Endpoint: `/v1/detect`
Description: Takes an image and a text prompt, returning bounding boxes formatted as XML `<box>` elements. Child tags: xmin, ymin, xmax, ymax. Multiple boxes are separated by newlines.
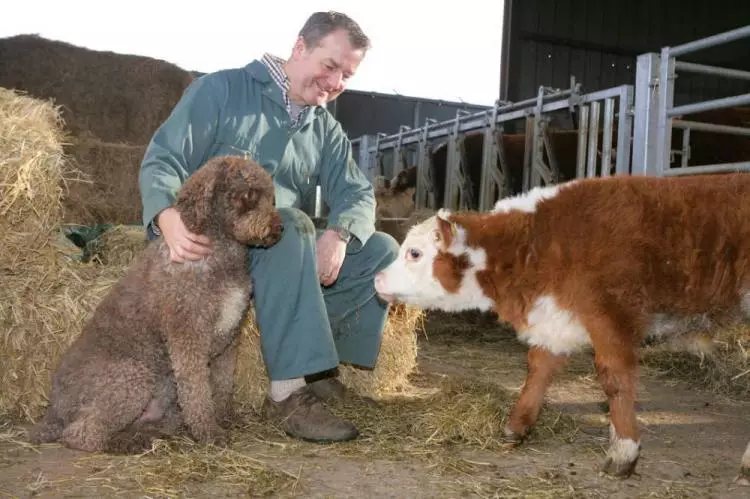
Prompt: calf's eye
<box><xmin>406</xmin><ymin>248</ymin><xmax>422</xmax><ymax>261</ymax></box>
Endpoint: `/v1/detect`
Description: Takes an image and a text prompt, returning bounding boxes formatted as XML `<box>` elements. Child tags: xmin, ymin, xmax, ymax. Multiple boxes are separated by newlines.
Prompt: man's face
<box><xmin>287</xmin><ymin>28</ymin><xmax>365</xmax><ymax>106</ymax></box>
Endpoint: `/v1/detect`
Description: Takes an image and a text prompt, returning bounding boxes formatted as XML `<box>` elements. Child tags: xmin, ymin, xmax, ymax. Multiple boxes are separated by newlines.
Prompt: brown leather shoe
<box><xmin>307</xmin><ymin>377</ymin><xmax>349</xmax><ymax>402</ymax></box>
<box><xmin>307</xmin><ymin>376</ymin><xmax>379</xmax><ymax>406</ymax></box>
<box><xmin>261</xmin><ymin>385</ymin><xmax>359</xmax><ymax>443</ymax></box>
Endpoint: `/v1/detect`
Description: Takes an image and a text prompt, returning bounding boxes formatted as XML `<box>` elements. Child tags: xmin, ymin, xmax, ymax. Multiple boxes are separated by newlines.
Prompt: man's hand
<box><xmin>316</xmin><ymin>229</ymin><xmax>347</xmax><ymax>287</ymax></box>
<box><xmin>156</xmin><ymin>207</ymin><xmax>213</xmax><ymax>263</ymax></box>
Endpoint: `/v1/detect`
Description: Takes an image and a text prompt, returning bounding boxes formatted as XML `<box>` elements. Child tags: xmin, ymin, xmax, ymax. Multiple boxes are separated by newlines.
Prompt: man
<box><xmin>138</xmin><ymin>11</ymin><xmax>399</xmax><ymax>443</ymax></box>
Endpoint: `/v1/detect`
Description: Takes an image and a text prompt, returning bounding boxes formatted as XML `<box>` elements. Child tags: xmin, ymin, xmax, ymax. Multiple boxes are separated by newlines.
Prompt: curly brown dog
<box><xmin>28</xmin><ymin>155</ymin><xmax>283</xmax><ymax>453</ymax></box>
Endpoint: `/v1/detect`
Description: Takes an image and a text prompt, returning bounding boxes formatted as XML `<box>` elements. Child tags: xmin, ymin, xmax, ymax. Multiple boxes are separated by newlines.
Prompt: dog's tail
<box><xmin>27</xmin><ymin>407</ymin><xmax>64</xmax><ymax>444</ymax></box>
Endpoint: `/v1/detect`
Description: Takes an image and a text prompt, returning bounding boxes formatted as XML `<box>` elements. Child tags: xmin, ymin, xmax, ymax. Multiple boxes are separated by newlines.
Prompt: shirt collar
<box><xmin>260</xmin><ymin>53</ymin><xmax>309</xmax><ymax>125</ymax></box>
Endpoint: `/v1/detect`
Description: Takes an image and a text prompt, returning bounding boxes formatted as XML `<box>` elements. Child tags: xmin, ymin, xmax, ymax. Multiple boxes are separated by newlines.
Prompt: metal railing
<box><xmin>632</xmin><ymin>24</ymin><xmax>750</xmax><ymax>176</ymax></box>
<box><xmin>349</xmin><ymin>23</ymin><xmax>750</xmax><ymax>215</ymax></box>
<box><xmin>353</xmin><ymin>77</ymin><xmax>634</xmax><ymax>212</ymax></box>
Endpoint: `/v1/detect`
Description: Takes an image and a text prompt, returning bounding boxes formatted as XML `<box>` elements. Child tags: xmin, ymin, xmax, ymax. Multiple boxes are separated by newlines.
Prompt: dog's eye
<box><xmin>406</xmin><ymin>248</ymin><xmax>422</xmax><ymax>262</ymax></box>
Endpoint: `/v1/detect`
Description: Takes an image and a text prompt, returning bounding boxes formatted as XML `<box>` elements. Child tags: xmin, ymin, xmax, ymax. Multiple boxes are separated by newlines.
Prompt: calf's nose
<box><xmin>374</xmin><ymin>271</ymin><xmax>385</xmax><ymax>291</ymax></box>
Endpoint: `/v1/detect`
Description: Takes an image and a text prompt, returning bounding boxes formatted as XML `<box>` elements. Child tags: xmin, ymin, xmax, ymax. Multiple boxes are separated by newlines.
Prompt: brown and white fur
<box><xmin>28</xmin><ymin>155</ymin><xmax>283</xmax><ymax>454</ymax></box>
<box><xmin>374</xmin><ymin>172</ymin><xmax>750</xmax><ymax>483</ymax></box>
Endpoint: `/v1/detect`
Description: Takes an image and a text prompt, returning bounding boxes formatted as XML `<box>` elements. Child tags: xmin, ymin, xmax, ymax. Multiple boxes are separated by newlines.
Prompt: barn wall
<box><xmin>503</xmin><ymin>0</ymin><xmax>750</xmax><ymax>105</ymax></box>
<box><xmin>330</xmin><ymin>90</ymin><xmax>490</xmax><ymax>139</ymax></box>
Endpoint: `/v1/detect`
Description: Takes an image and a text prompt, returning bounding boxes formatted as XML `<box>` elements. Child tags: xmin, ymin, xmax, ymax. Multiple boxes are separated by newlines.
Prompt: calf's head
<box><xmin>374</xmin><ymin>209</ymin><xmax>494</xmax><ymax>312</ymax></box>
<box><xmin>176</xmin><ymin>155</ymin><xmax>283</xmax><ymax>247</ymax></box>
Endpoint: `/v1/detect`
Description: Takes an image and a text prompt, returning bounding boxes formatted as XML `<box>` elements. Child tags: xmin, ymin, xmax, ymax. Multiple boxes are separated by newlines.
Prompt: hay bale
<box><xmin>0</xmin><ymin>87</ymin><xmax>130</xmax><ymax>420</ymax></box>
<box><xmin>0</xmin><ymin>86</ymin><xmax>423</xmax><ymax>422</ymax></box>
<box><xmin>88</xmin><ymin>224</ymin><xmax>148</xmax><ymax>266</ymax></box>
<box><xmin>0</xmin><ymin>34</ymin><xmax>193</xmax><ymax>144</ymax></box>
<box><xmin>233</xmin><ymin>303</ymin><xmax>424</xmax><ymax>411</ymax></box>
<box><xmin>338</xmin><ymin>302</ymin><xmax>423</xmax><ymax>397</ymax></box>
<box><xmin>62</xmin><ymin>138</ymin><xmax>147</xmax><ymax>225</ymax></box>
<box><xmin>0</xmin><ymin>87</ymin><xmax>70</xmax><ymax>242</ymax></box>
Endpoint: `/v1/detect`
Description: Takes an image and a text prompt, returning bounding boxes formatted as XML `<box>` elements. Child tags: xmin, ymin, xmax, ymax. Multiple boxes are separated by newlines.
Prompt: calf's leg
<box><xmin>505</xmin><ymin>345</ymin><xmax>568</xmax><ymax>443</ymax></box>
<box><xmin>589</xmin><ymin>321</ymin><xmax>641</xmax><ymax>477</ymax></box>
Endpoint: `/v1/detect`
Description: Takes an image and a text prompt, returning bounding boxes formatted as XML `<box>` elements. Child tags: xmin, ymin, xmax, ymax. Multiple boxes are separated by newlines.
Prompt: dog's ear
<box><xmin>238</xmin><ymin>187</ymin><xmax>261</xmax><ymax>212</ymax></box>
<box><xmin>177</xmin><ymin>169</ymin><xmax>218</xmax><ymax>235</ymax></box>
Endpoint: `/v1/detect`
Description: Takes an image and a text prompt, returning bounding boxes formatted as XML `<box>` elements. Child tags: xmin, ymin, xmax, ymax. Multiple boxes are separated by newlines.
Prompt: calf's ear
<box><xmin>435</xmin><ymin>209</ymin><xmax>457</xmax><ymax>250</ymax></box>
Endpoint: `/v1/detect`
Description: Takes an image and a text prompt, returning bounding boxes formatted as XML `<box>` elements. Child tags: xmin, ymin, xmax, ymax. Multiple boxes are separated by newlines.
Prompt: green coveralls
<box><xmin>138</xmin><ymin>60</ymin><xmax>399</xmax><ymax>381</ymax></box>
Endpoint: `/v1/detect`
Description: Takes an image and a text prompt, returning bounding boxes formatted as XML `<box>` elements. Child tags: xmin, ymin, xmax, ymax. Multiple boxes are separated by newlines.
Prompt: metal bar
<box><xmin>479</xmin><ymin>106</ymin><xmax>499</xmax><ymax>211</ymax></box>
<box><xmin>522</xmin><ymin>116</ymin><xmax>534</xmax><ymax>191</ymax></box>
<box><xmin>356</xmin><ymin>134</ymin><xmax>374</xmax><ymax>181</ymax></box>
<box><xmin>373</xmin><ymin>133</ymin><xmax>386</xmax><ymax>177</ymax></box>
<box><xmin>668</xmin><ymin>93</ymin><xmax>750</xmax><ymax>118</ymax></box>
<box><xmin>586</xmin><ymin>101</ymin><xmax>600</xmax><ymax>178</ymax></box>
<box><xmin>662</xmin><ymin>161</ymin><xmax>750</xmax><ymax>176</ymax></box>
<box><xmin>393</xmin><ymin>125</ymin><xmax>411</xmax><ymax>178</ymax></box>
<box><xmin>415</xmin><ymin>118</ymin><xmax>436</xmax><ymax>210</ymax></box>
<box><xmin>670</xmin><ymin>24</ymin><xmax>750</xmax><ymax>57</ymax></box>
<box><xmin>368</xmin><ymin>93</ymin><xmax>588</xmax><ymax>152</ymax></box>
<box><xmin>632</xmin><ymin>53</ymin><xmax>660</xmax><ymax>175</ymax></box>
<box><xmin>578</xmin><ymin>85</ymin><xmax>633</xmax><ymax>103</ymax></box>
<box><xmin>576</xmin><ymin>105</ymin><xmax>590</xmax><ymax>179</ymax></box>
<box><xmin>601</xmin><ymin>97</ymin><xmax>615</xmax><ymax>177</ymax></box>
<box><xmin>493</xmin><ymin>129</ymin><xmax>510</xmax><ymax>199</ymax></box>
<box><xmin>680</xmin><ymin>128</ymin><xmax>691</xmax><ymax>168</ymax></box>
<box><xmin>672</xmin><ymin>119</ymin><xmax>750</xmax><ymax>137</ymax></box>
<box><xmin>675</xmin><ymin>60</ymin><xmax>750</xmax><ymax>82</ymax></box>
<box><xmin>365</xmin><ymin>84</ymin><xmax>594</xmax><ymax>153</ymax></box>
<box><xmin>655</xmin><ymin>47</ymin><xmax>676</xmax><ymax>176</ymax></box>
<box><xmin>615</xmin><ymin>84</ymin><xmax>634</xmax><ymax>175</ymax></box>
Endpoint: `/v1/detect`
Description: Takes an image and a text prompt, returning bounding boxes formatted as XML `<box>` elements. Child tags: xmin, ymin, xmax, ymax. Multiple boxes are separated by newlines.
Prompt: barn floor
<box><xmin>2</xmin><ymin>311</ymin><xmax>750</xmax><ymax>498</ymax></box>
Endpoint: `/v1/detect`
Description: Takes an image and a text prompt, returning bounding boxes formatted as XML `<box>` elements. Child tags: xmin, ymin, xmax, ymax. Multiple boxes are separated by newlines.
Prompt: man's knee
<box><xmin>277</xmin><ymin>207</ymin><xmax>316</xmax><ymax>241</ymax></box>
<box><xmin>249</xmin><ymin>207</ymin><xmax>316</xmax><ymax>270</ymax></box>
<box><xmin>359</xmin><ymin>231</ymin><xmax>400</xmax><ymax>271</ymax></box>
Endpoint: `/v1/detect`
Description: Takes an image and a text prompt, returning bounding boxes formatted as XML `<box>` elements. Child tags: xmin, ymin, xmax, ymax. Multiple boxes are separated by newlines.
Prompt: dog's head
<box><xmin>176</xmin><ymin>155</ymin><xmax>283</xmax><ymax>247</ymax></box>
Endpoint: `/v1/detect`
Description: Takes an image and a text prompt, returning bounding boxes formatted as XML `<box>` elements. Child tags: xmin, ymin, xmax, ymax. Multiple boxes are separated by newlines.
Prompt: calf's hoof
<box><xmin>600</xmin><ymin>433</ymin><xmax>641</xmax><ymax>478</ymax></box>
<box><xmin>501</xmin><ymin>425</ymin><xmax>526</xmax><ymax>449</ymax></box>
<box><xmin>733</xmin><ymin>466</ymin><xmax>750</xmax><ymax>486</ymax></box>
<box><xmin>601</xmin><ymin>455</ymin><xmax>639</xmax><ymax>478</ymax></box>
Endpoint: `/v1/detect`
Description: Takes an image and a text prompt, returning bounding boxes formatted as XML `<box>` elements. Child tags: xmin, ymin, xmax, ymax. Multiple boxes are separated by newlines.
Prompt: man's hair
<box><xmin>298</xmin><ymin>11</ymin><xmax>371</xmax><ymax>51</ymax></box>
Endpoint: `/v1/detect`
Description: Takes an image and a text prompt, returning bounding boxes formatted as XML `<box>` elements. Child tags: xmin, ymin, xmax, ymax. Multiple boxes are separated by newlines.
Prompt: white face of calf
<box><xmin>374</xmin><ymin>209</ymin><xmax>495</xmax><ymax>312</ymax></box>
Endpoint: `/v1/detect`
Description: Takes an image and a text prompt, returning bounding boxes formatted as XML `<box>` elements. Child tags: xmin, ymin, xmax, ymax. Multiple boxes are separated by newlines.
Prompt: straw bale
<box><xmin>0</xmin><ymin>34</ymin><xmax>193</xmax><ymax>144</ymax></box>
<box><xmin>62</xmin><ymin>138</ymin><xmax>147</xmax><ymax>225</ymax></box>
<box><xmin>0</xmin><ymin>86</ymin><xmax>70</xmax><ymax>241</ymax></box>
<box><xmin>88</xmin><ymin>224</ymin><xmax>148</xmax><ymax>266</ymax></box>
<box><xmin>0</xmin><ymin>85</ymin><xmax>423</xmax><ymax>427</ymax></box>
<box><xmin>234</xmin><ymin>303</ymin><xmax>423</xmax><ymax>411</ymax></box>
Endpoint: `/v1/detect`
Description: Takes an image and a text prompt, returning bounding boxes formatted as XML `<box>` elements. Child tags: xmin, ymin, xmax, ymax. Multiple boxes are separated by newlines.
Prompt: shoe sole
<box><xmin>284</xmin><ymin>430</ymin><xmax>360</xmax><ymax>444</ymax></box>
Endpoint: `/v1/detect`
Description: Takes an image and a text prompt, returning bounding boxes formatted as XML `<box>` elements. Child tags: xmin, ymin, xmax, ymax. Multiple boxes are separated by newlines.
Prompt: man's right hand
<box><xmin>156</xmin><ymin>207</ymin><xmax>213</xmax><ymax>263</ymax></box>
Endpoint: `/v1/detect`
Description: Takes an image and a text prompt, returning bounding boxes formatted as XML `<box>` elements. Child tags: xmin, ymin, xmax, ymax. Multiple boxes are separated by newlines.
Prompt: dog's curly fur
<box><xmin>28</xmin><ymin>155</ymin><xmax>283</xmax><ymax>453</ymax></box>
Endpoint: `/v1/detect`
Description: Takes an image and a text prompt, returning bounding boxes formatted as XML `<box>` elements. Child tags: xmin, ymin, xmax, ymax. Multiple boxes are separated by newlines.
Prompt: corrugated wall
<box><xmin>330</xmin><ymin>90</ymin><xmax>490</xmax><ymax>139</ymax></box>
<box><xmin>503</xmin><ymin>0</ymin><xmax>750</xmax><ymax>105</ymax></box>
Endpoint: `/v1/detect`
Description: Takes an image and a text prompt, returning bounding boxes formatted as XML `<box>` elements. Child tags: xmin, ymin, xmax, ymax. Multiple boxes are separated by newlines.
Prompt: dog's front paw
<box><xmin>192</xmin><ymin>424</ymin><xmax>229</xmax><ymax>447</ymax></box>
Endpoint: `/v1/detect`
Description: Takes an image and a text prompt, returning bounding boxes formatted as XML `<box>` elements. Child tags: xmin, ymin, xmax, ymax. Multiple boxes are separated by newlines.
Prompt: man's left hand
<box><xmin>317</xmin><ymin>229</ymin><xmax>347</xmax><ymax>286</ymax></box>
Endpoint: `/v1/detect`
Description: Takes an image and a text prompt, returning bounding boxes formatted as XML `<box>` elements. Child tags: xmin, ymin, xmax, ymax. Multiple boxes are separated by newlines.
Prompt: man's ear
<box><xmin>435</xmin><ymin>209</ymin><xmax>456</xmax><ymax>250</ymax></box>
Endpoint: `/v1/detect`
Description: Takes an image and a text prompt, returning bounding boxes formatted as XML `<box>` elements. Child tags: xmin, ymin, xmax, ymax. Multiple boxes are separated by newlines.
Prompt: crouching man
<box><xmin>138</xmin><ymin>11</ymin><xmax>399</xmax><ymax>443</ymax></box>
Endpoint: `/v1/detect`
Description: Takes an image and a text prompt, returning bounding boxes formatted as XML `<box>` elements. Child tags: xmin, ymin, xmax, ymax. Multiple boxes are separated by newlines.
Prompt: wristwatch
<box><xmin>328</xmin><ymin>226</ymin><xmax>351</xmax><ymax>243</ymax></box>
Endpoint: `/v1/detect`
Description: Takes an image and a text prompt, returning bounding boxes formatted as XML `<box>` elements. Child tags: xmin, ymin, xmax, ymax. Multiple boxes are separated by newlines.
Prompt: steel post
<box><xmin>632</xmin><ymin>53</ymin><xmax>660</xmax><ymax>176</ymax></box>
<box><xmin>576</xmin><ymin>105</ymin><xmax>590</xmax><ymax>179</ymax></box>
<box><xmin>655</xmin><ymin>47</ymin><xmax>676</xmax><ymax>176</ymax></box>
<box><xmin>586</xmin><ymin>100</ymin><xmax>601</xmax><ymax>178</ymax></box>
<box><xmin>615</xmin><ymin>84</ymin><xmax>634</xmax><ymax>175</ymax></box>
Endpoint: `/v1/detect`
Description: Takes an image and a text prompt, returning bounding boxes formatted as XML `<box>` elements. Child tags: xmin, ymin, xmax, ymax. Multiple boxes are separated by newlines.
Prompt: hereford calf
<box><xmin>373</xmin><ymin>173</ymin><xmax>750</xmax><ymax>482</ymax></box>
